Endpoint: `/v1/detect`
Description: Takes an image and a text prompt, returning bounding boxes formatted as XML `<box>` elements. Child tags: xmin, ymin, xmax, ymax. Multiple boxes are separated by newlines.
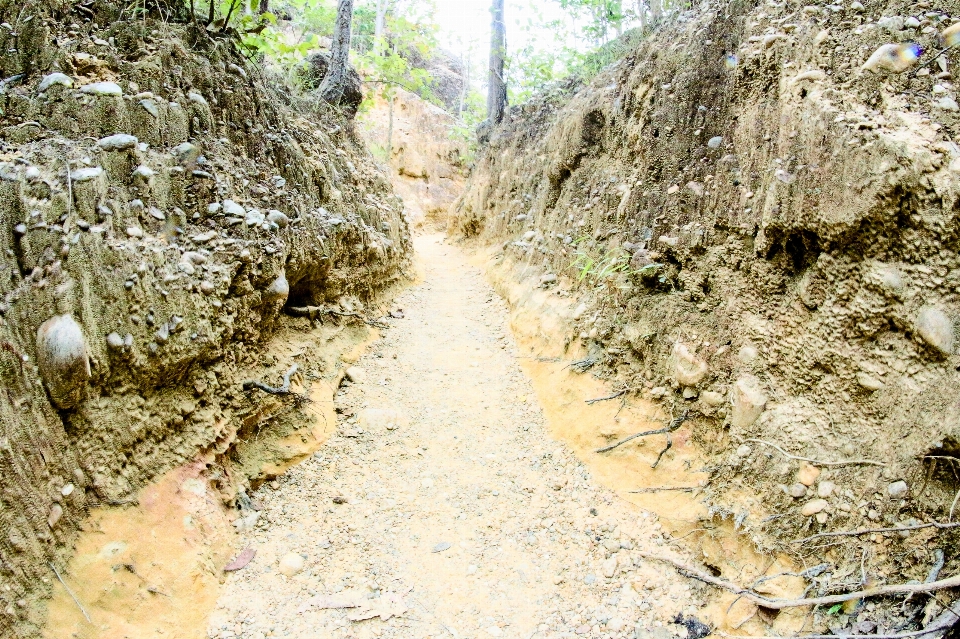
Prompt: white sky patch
<box><xmin>433</xmin><ymin>0</ymin><xmax>579</xmax><ymax>84</ymax></box>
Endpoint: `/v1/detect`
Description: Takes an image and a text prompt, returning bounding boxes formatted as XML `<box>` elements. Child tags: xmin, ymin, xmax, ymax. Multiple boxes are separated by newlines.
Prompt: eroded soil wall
<box><xmin>454</xmin><ymin>0</ymin><xmax>960</xmax><ymax>595</ymax></box>
<box><xmin>0</xmin><ymin>3</ymin><xmax>410</xmax><ymax>636</ymax></box>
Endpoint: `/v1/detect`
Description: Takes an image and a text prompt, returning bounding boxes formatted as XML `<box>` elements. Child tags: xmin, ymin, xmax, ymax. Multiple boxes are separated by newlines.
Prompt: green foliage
<box><xmin>568</xmin><ymin>238</ymin><xmax>632</xmax><ymax>284</ymax></box>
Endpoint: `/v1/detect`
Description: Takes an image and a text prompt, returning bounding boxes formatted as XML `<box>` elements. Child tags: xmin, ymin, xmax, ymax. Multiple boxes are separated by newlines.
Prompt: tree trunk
<box><xmin>320</xmin><ymin>0</ymin><xmax>355</xmax><ymax>105</ymax></box>
<box><xmin>487</xmin><ymin>0</ymin><xmax>507</xmax><ymax>125</ymax></box>
<box><xmin>374</xmin><ymin>0</ymin><xmax>387</xmax><ymax>55</ymax></box>
<box><xmin>258</xmin><ymin>0</ymin><xmax>269</xmax><ymax>15</ymax></box>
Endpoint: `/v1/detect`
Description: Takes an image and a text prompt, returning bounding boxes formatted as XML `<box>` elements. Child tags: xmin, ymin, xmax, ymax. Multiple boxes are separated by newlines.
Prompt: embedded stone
<box><xmin>729</xmin><ymin>377</ymin><xmax>766</xmax><ymax>428</ymax></box>
<box><xmin>71</xmin><ymin>167</ymin><xmax>104</xmax><ymax>182</ymax></box>
<box><xmin>801</xmin><ymin>499</ymin><xmax>828</xmax><ymax>516</ymax></box>
<box><xmin>797</xmin><ymin>463</ymin><xmax>821</xmax><ymax>486</ymax></box>
<box><xmin>38</xmin><ymin>73</ymin><xmax>73</xmax><ymax>92</ymax></box>
<box><xmin>888</xmin><ymin>481</ymin><xmax>908</xmax><ymax>498</ymax></box>
<box><xmin>267</xmin><ymin>210</ymin><xmax>290</xmax><ymax>228</ymax></box>
<box><xmin>264</xmin><ymin>272</ymin><xmax>289</xmax><ymax>304</ymax></box>
<box><xmin>80</xmin><ymin>81</ymin><xmax>123</xmax><ymax>97</ymax></box>
<box><xmin>98</xmin><ymin>134</ymin><xmax>138</xmax><ymax>152</ymax></box>
<box><xmin>916</xmin><ymin>306</ymin><xmax>955</xmax><ymax>355</ymax></box>
<box><xmin>36</xmin><ymin>314</ymin><xmax>91</xmax><ymax>409</ymax></box>
<box><xmin>671</xmin><ymin>342</ymin><xmax>709</xmax><ymax>386</ymax></box>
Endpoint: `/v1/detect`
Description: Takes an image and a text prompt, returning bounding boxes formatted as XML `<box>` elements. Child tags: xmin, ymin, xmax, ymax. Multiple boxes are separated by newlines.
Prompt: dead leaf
<box><xmin>224</xmin><ymin>547</ymin><xmax>256</xmax><ymax>572</ymax></box>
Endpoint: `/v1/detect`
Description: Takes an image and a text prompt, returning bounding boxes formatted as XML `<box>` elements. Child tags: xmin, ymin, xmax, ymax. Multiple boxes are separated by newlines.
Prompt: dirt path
<box><xmin>209</xmin><ymin>234</ymin><xmax>705</xmax><ymax>639</ymax></box>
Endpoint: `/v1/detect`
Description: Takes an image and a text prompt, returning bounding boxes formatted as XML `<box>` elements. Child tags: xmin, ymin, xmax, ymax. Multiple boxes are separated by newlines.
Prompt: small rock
<box><xmin>38</xmin><ymin>73</ymin><xmax>73</xmax><ymax>92</ymax></box>
<box><xmin>849</xmin><ymin>1</ymin><xmax>864</xmax><ymax>11</ymax></box>
<box><xmin>61</xmin><ymin>483</ymin><xmax>74</xmax><ymax>496</ymax></box>
<box><xmin>944</xmin><ymin>22</ymin><xmax>960</xmax><ymax>47</ymax></box>
<box><xmin>862</xmin><ymin>43</ymin><xmax>921</xmax><ymax>74</ymax></box>
<box><xmin>797</xmin><ymin>463</ymin><xmax>821</xmax><ymax>486</ymax></box>
<box><xmin>267</xmin><ymin>210</ymin><xmax>289</xmax><ymax>228</ymax></box>
<box><xmin>603</xmin><ymin>538</ymin><xmax>621</xmax><ymax>553</ymax></box>
<box><xmin>857</xmin><ymin>372</ymin><xmax>885</xmax><ymax>391</ymax></box>
<box><xmin>540</xmin><ymin>273</ymin><xmax>558</xmax><ymax>285</ymax></box>
<box><xmin>106</xmin><ymin>332</ymin><xmax>125</xmax><ymax>350</ymax></box>
<box><xmin>188</xmin><ymin>91</ymin><xmax>208</xmax><ymax>106</ymax></box>
<box><xmin>729</xmin><ymin>377</ymin><xmax>766</xmax><ymax>428</ymax></box>
<box><xmin>888</xmin><ymin>480</ymin><xmax>908</xmax><ymax>498</ymax></box>
<box><xmin>801</xmin><ymin>499</ymin><xmax>828</xmax><ymax>516</ymax></box>
<box><xmin>650</xmin><ymin>386</ymin><xmax>668</xmax><ymax>399</ymax></box>
<box><xmin>139</xmin><ymin>98</ymin><xmax>159</xmax><ymax>117</ymax></box>
<box><xmin>707</xmin><ymin>136</ymin><xmax>724</xmax><ymax>149</ymax></box>
<box><xmin>817</xmin><ymin>481</ymin><xmax>836</xmax><ymax>498</ymax></box>
<box><xmin>36</xmin><ymin>314</ymin><xmax>91</xmax><ymax>409</ymax></box>
<box><xmin>200</xmin><ymin>281</ymin><xmax>216</xmax><ymax>295</ymax></box>
<box><xmin>245</xmin><ymin>209</ymin><xmax>266</xmax><ymax>226</ymax></box>
<box><xmin>71</xmin><ymin>167</ymin><xmax>104</xmax><ymax>182</ymax></box>
<box><xmin>682</xmin><ymin>386</ymin><xmax>698</xmax><ymax>400</ymax></box>
<box><xmin>432</xmin><ymin>542</ymin><xmax>451</xmax><ymax>553</ymax></box>
<box><xmin>126</xmin><ymin>226</ymin><xmax>143</xmax><ymax>238</ymax></box>
<box><xmin>173</xmin><ymin>142</ymin><xmax>200</xmax><ymax>165</ymax></box>
<box><xmin>48</xmin><ymin>504</ymin><xmax>63</xmax><ymax>529</ymax></box>
<box><xmin>735</xmin><ymin>444</ymin><xmax>752</xmax><ymax>457</ymax></box>
<box><xmin>936</xmin><ymin>96</ymin><xmax>960</xmax><ymax>112</ymax></box>
<box><xmin>701</xmin><ymin>391</ymin><xmax>724</xmax><ymax>407</ymax></box>
<box><xmin>264</xmin><ymin>272</ymin><xmax>289</xmax><ymax>304</ymax></box>
<box><xmin>223</xmin><ymin>200</ymin><xmax>246</xmax><ymax>217</ymax></box>
<box><xmin>278</xmin><ymin>552</ymin><xmax>305</xmax><ymax>577</ymax></box>
<box><xmin>672</xmin><ymin>342</ymin><xmax>709</xmax><ymax>386</ymax></box>
<box><xmin>80</xmin><ymin>81</ymin><xmax>123</xmax><ymax>97</ymax></box>
<box><xmin>737</xmin><ymin>345</ymin><xmax>758</xmax><ymax>364</ymax></box>
<box><xmin>788</xmin><ymin>483</ymin><xmax>807</xmax><ymax>498</ymax></box>
<box><xmin>132</xmin><ymin>165</ymin><xmax>155</xmax><ymax>179</ymax></box>
<box><xmin>14</xmin><ymin>223</ymin><xmax>27</xmax><ymax>236</ymax></box>
<box><xmin>607</xmin><ymin>618</ymin><xmax>624</xmax><ymax>632</ymax></box>
<box><xmin>601</xmin><ymin>557</ymin><xmax>618</xmax><ymax>578</ymax></box>
<box><xmin>916</xmin><ymin>306</ymin><xmax>955</xmax><ymax>355</ymax></box>
<box><xmin>98</xmin><ymin>134</ymin><xmax>138</xmax><ymax>152</ymax></box>
<box><xmin>523</xmin><ymin>230</ymin><xmax>536</xmax><ymax>241</ymax></box>
<box><xmin>345</xmin><ymin>367</ymin><xmax>367</xmax><ymax>384</ymax></box>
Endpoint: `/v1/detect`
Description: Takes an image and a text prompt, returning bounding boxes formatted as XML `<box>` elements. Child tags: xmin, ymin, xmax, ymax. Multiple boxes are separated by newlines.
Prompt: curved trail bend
<box><xmin>210</xmin><ymin>234</ymin><xmax>704</xmax><ymax>639</ymax></box>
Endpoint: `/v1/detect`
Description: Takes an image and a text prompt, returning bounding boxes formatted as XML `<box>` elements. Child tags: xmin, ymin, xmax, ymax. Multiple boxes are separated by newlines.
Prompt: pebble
<box><xmin>788</xmin><ymin>483</ymin><xmax>807</xmax><ymax>498</ymax></box>
<box><xmin>223</xmin><ymin>200</ymin><xmax>246</xmax><ymax>217</ymax></box>
<box><xmin>801</xmin><ymin>499</ymin><xmax>828</xmax><ymax>516</ymax></box>
<box><xmin>139</xmin><ymin>98</ymin><xmax>160</xmax><ymax>117</ymax></box>
<box><xmin>797</xmin><ymin>463</ymin><xmax>821</xmax><ymax>487</ymax></box>
<box><xmin>278</xmin><ymin>553</ymin><xmax>305</xmax><ymax>577</ymax></box>
<box><xmin>817</xmin><ymin>481</ymin><xmax>836</xmax><ymax>498</ymax></box>
<box><xmin>133</xmin><ymin>165</ymin><xmax>155</xmax><ymax>179</ymax></box>
<box><xmin>106</xmin><ymin>332</ymin><xmax>125</xmax><ymax>350</ymax></box>
<box><xmin>245</xmin><ymin>209</ymin><xmax>266</xmax><ymax>226</ymax></box>
<box><xmin>264</xmin><ymin>272</ymin><xmax>289</xmax><ymax>303</ymax></box>
<box><xmin>540</xmin><ymin>273</ymin><xmax>558</xmax><ymax>285</ymax></box>
<box><xmin>862</xmin><ymin>43</ymin><xmax>921</xmax><ymax>74</ymax></box>
<box><xmin>707</xmin><ymin>136</ymin><xmax>723</xmax><ymax>149</ymax></box>
<box><xmin>523</xmin><ymin>231</ymin><xmax>536</xmax><ymax>241</ymax></box>
<box><xmin>71</xmin><ymin>167</ymin><xmax>104</xmax><ymax>182</ymax></box>
<box><xmin>38</xmin><ymin>73</ymin><xmax>73</xmax><ymax>92</ymax></box>
<box><xmin>188</xmin><ymin>91</ymin><xmax>208</xmax><ymax>106</ymax></box>
<box><xmin>857</xmin><ymin>372</ymin><xmax>884</xmax><ymax>391</ymax></box>
<box><xmin>80</xmin><ymin>81</ymin><xmax>123</xmax><ymax>97</ymax></box>
<box><xmin>432</xmin><ymin>542</ymin><xmax>451</xmax><ymax>553</ymax></box>
<box><xmin>672</xmin><ymin>342</ymin><xmax>709</xmax><ymax>386</ymax></box>
<box><xmin>126</xmin><ymin>227</ymin><xmax>144</xmax><ymax>238</ymax></box>
<box><xmin>48</xmin><ymin>504</ymin><xmax>64</xmax><ymax>528</ymax></box>
<box><xmin>200</xmin><ymin>281</ymin><xmax>216</xmax><ymax>295</ymax></box>
<box><xmin>888</xmin><ymin>481</ymin><xmax>908</xmax><ymax>498</ymax></box>
<box><xmin>267</xmin><ymin>210</ymin><xmax>289</xmax><ymax>227</ymax></box>
<box><xmin>174</xmin><ymin>142</ymin><xmax>201</xmax><ymax>165</ymax></box>
<box><xmin>936</xmin><ymin>97</ymin><xmax>960</xmax><ymax>112</ymax></box>
<box><xmin>916</xmin><ymin>306</ymin><xmax>955</xmax><ymax>354</ymax></box>
<box><xmin>700</xmin><ymin>391</ymin><xmax>724</xmax><ymax>407</ymax></box>
<box><xmin>98</xmin><ymin>134</ymin><xmax>139</xmax><ymax>152</ymax></box>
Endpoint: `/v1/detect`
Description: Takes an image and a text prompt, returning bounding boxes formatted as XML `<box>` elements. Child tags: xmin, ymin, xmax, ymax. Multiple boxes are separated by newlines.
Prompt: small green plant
<box><xmin>568</xmin><ymin>241</ymin><xmax>631</xmax><ymax>284</ymax></box>
<box><xmin>827</xmin><ymin>604</ymin><xmax>844</xmax><ymax>616</ymax></box>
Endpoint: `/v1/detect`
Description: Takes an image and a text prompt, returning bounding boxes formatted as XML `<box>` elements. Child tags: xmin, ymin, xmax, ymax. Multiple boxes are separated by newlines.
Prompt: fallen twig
<box><xmin>287</xmin><ymin>306</ymin><xmax>389</xmax><ymax>329</ymax></box>
<box><xmin>793</xmin><ymin>521</ymin><xmax>960</xmax><ymax>544</ymax></box>
<box><xmin>564</xmin><ymin>357</ymin><xmax>596</xmax><ymax>373</ymax></box>
<box><xmin>243</xmin><ymin>365</ymin><xmax>298</xmax><ymax>395</ymax></box>
<box><xmin>629</xmin><ymin>486</ymin><xmax>699</xmax><ymax>494</ymax></box>
<box><xmin>746</xmin><ymin>439</ymin><xmax>886</xmax><ymax>467</ymax></box>
<box><xmin>585</xmin><ymin>389</ymin><xmax>629</xmax><ymax>405</ymax></box>
<box><xmin>638</xmin><ymin>552</ymin><xmax>960</xmax><ymax>610</ymax></box>
<box><xmin>596</xmin><ymin>411</ymin><xmax>691</xmax><ymax>454</ymax></box>
<box><xmin>50</xmin><ymin>562</ymin><xmax>91</xmax><ymax>623</ymax></box>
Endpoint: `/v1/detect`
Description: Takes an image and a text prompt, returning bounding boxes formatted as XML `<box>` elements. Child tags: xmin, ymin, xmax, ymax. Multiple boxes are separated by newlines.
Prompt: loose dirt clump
<box><xmin>0</xmin><ymin>2</ymin><xmax>410</xmax><ymax>636</ymax></box>
<box><xmin>453</xmin><ymin>0</ymin><xmax>960</xmax><ymax>632</ymax></box>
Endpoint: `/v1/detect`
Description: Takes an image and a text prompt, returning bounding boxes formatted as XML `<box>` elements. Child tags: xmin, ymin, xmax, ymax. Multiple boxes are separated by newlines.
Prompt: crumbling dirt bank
<box><xmin>0</xmin><ymin>3</ymin><xmax>410</xmax><ymax>636</ymax></box>
<box><xmin>453</xmin><ymin>0</ymin><xmax>960</xmax><ymax>632</ymax></box>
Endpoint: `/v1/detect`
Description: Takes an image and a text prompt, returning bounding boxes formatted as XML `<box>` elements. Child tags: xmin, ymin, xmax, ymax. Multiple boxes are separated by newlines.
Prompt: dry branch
<box><xmin>793</xmin><ymin>522</ymin><xmax>960</xmax><ymax>544</ymax></box>
<box><xmin>596</xmin><ymin>411</ymin><xmax>691</xmax><ymax>454</ymax></box>
<box><xmin>638</xmin><ymin>552</ymin><xmax>960</xmax><ymax>610</ymax></box>
<box><xmin>243</xmin><ymin>365</ymin><xmax>298</xmax><ymax>395</ymax></box>
<box><xmin>629</xmin><ymin>486</ymin><xmax>699</xmax><ymax>494</ymax></box>
<box><xmin>746</xmin><ymin>439</ymin><xmax>886</xmax><ymax>467</ymax></box>
<box><xmin>585</xmin><ymin>389</ymin><xmax>628</xmax><ymax>405</ymax></box>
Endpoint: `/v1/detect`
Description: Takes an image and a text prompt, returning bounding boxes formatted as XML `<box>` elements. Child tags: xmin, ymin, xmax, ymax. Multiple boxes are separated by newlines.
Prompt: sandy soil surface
<box><xmin>208</xmin><ymin>234</ymin><xmax>710</xmax><ymax>639</ymax></box>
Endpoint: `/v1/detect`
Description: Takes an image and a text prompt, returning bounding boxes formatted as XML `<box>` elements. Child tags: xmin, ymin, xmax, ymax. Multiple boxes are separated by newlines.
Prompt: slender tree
<box><xmin>320</xmin><ymin>0</ymin><xmax>356</xmax><ymax>105</ymax></box>
<box><xmin>374</xmin><ymin>0</ymin><xmax>387</xmax><ymax>56</ymax></box>
<box><xmin>487</xmin><ymin>0</ymin><xmax>507</xmax><ymax>125</ymax></box>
